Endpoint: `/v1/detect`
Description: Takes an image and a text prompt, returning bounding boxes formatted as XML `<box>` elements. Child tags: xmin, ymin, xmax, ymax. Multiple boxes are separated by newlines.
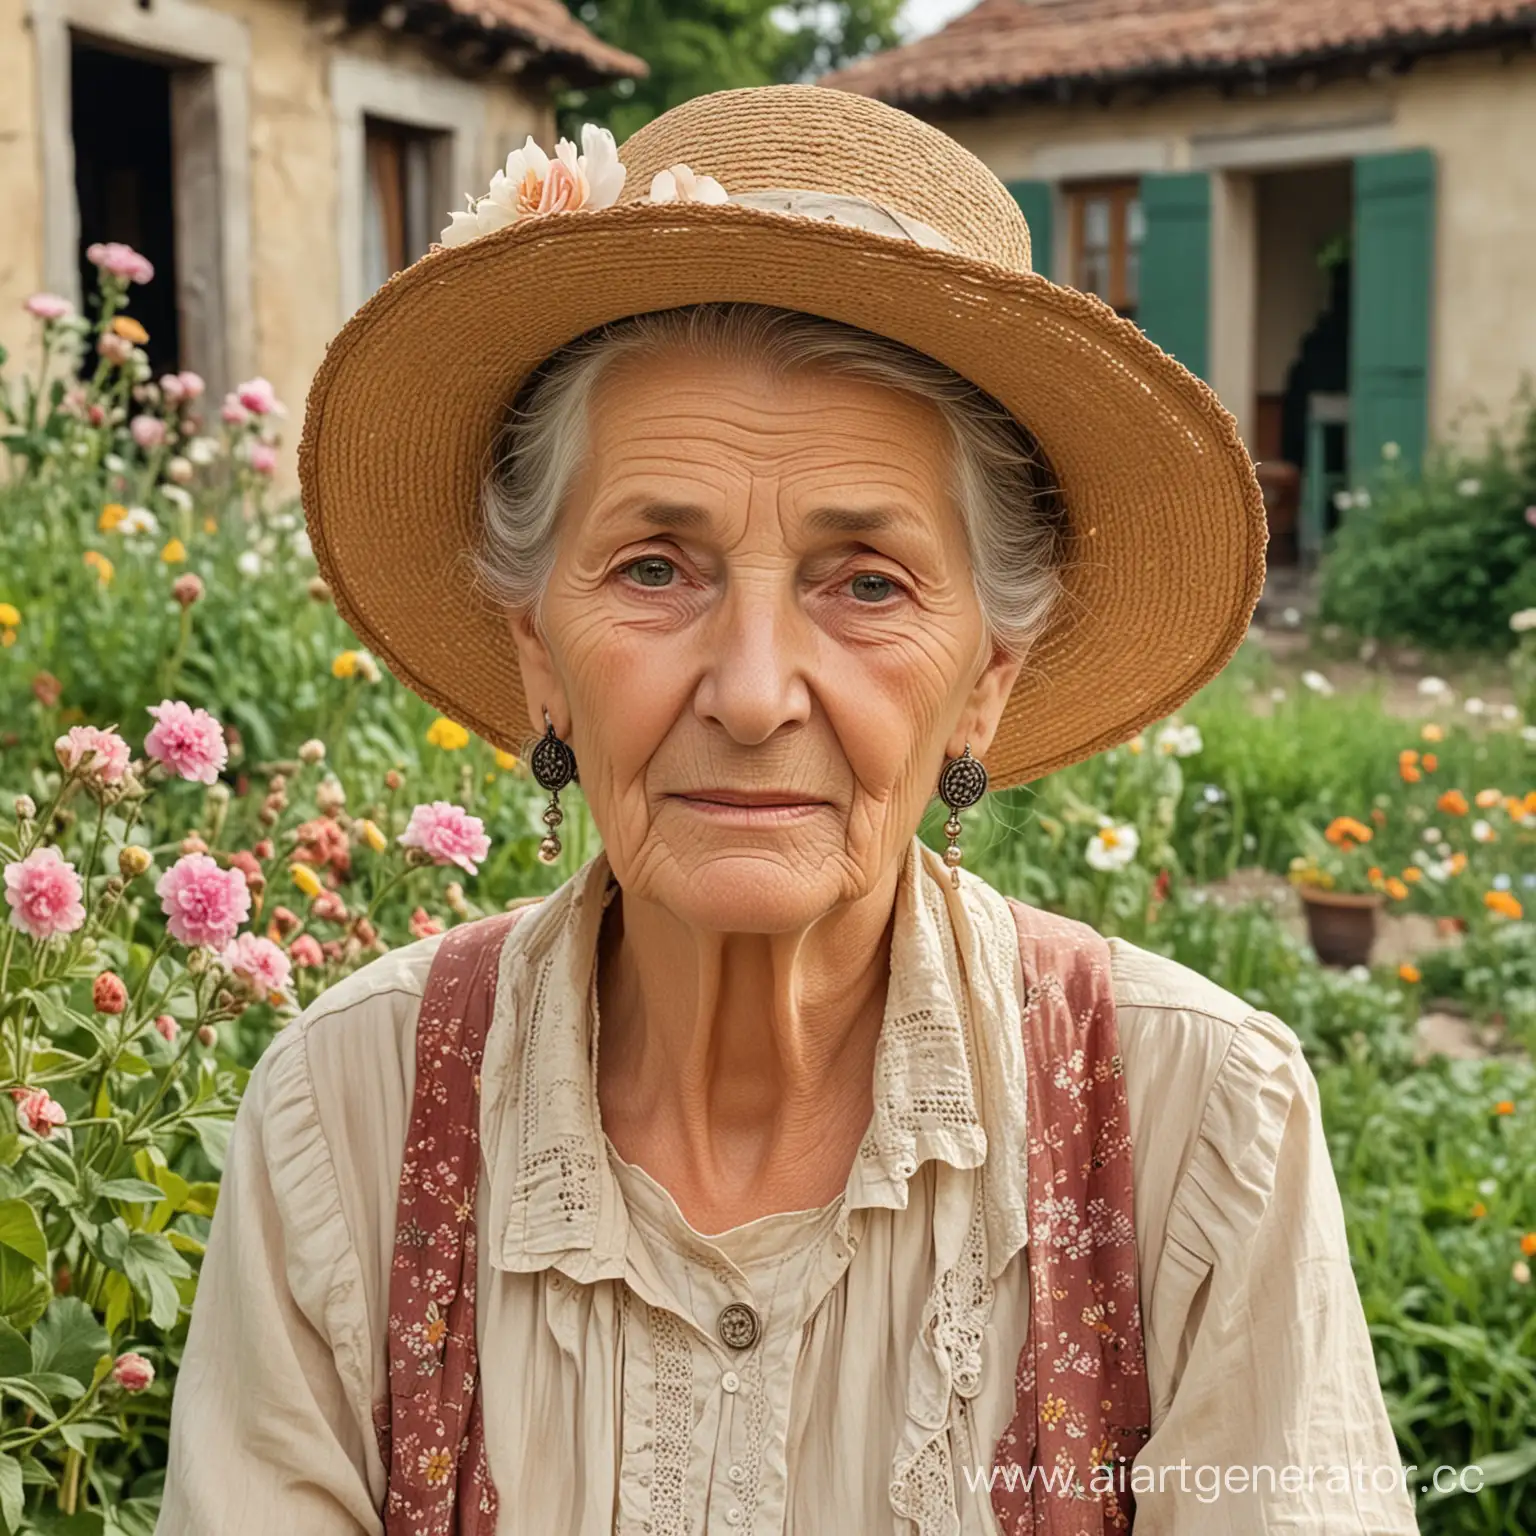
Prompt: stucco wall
<box><xmin>0</xmin><ymin>0</ymin><xmax>551</xmax><ymax>485</ymax></box>
<box><xmin>928</xmin><ymin>50</ymin><xmax>1536</xmax><ymax>447</ymax></box>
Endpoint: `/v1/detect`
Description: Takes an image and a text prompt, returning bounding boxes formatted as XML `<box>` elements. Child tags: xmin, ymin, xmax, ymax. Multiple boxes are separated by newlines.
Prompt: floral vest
<box><xmin>374</xmin><ymin>898</ymin><xmax>1150</xmax><ymax>1535</ymax></box>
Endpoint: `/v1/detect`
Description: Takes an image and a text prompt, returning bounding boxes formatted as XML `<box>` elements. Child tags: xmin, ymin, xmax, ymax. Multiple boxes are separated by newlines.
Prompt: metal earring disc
<box><xmin>938</xmin><ymin>745</ymin><xmax>988</xmax><ymax>811</ymax></box>
<box><xmin>530</xmin><ymin>720</ymin><xmax>577</xmax><ymax>792</ymax></box>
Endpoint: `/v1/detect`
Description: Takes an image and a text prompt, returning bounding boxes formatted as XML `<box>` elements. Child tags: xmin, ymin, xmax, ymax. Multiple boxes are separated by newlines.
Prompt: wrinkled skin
<box><xmin>511</xmin><ymin>349</ymin><xmax>1025</xmax><ymax>1231</ymax></box>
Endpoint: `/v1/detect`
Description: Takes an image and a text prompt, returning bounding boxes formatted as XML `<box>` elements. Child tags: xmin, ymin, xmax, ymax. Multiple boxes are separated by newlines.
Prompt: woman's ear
<box><xmin>508</xmin><ymin>606</ymin><xmax>568</xmax><ymax>739</ymax></box>
<box><xmin>949</xmin><ymin>640</ymin><xmax>1026</xmax><ymax>761</ymax></box>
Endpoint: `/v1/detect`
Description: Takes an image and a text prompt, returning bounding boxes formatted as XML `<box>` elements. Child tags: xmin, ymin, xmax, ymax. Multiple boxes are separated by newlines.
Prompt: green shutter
<box><xmin>1005</xmin><ymin>180</ymin><xmax>1054</xmax><ymax>281</ymax></box>
<box><xmin>1350</xmin><ymin>148</ymin><xmax>1435</xmax><ymax>477</ymax></box>
<box><xmin>1138</xmin><ymin>172</ymin><xmax>1211</xmax><ymax>380</ymax></box>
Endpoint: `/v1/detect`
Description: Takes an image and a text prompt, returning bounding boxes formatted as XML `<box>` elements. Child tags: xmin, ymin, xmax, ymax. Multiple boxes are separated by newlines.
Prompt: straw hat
<box><xmin>300</xmin><ymin>84</ymin><xmax>1265</xmax><ymax>790</ymax></box>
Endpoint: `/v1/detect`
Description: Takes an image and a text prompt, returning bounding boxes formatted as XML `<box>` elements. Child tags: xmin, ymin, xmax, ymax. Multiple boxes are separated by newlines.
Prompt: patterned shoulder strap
<box><xmin>377</xmin><ymin>902</ymin><xmax>540</xmax><ymax>1535</ymax></box>
<box><xmin>989</xmin><ymin>900</ymin><xmax>1151</xmax><ymax>1535</ymax></box>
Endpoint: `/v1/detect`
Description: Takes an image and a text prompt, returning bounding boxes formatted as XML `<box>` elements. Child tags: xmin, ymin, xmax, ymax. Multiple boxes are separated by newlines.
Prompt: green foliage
<box><xmin>1318</xmin><ymin>387</ymin><xmax>1536</xmax><ymax>652</ymax></box>
<box><xmin>556</xmin><ymin>0</ymin><xmax>902</xmax><ymax>140</ymax></box>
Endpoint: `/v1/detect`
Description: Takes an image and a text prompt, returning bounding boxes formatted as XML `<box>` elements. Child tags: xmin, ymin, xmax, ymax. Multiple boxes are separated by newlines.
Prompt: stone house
<box><xmin>827</xmin><ymin>0</ymin><xmax>1536</xmax><ymax>565</ymax></box>
<box><xmin>1</xmin><ymin>0</ymin><xmax>643</xmax><ymax>430</ymax></box>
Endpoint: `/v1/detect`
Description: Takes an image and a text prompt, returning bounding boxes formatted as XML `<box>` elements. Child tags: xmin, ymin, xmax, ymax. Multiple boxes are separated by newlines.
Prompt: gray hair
<box><xmin>476</xmin><ymin>303</ymin><xmax>1068</xmax><ymax>658</ymax></box>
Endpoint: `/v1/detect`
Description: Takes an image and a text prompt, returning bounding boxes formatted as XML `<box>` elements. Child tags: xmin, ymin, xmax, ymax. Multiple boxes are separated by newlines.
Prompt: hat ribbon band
<box><xmin>725</xmin><ymin>189</ymin><xmax>954</xmax><ymax>253</ymax></box>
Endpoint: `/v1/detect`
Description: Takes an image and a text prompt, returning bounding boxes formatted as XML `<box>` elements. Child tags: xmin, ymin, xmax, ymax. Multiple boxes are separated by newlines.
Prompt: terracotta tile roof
<box><xmin>825</xmin><ymin>0</ymin><xmax>1536</xmax><ymax>108</ymax></box>
<box><xmin>431</xmin><ymin>0</ymin><xmax>646</xmax><ymax>77</ymax></box>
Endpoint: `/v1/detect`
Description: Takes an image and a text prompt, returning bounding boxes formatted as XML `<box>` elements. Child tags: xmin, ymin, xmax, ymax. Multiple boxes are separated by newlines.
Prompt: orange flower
<box><xmin>1485</xmin><ymin>890</ymin><xmax>1523</xmax><ymax>920</ymax></box>
<box><xmin>1421</xmin><ymin>723</ymin><xmax>1445</xmax><ymax>742</ymax></box>
<box><xmin>1401</xmin><ymin>867</ymin><xmax>1422</xmax><ymax>884</ymax></box>
<box><xmin>1437</xmin><ymin>789</ymin><xmax>1469</xmax><ymax>816</ymax></box>
<box><xmin>1367</xmin><ymin>866</ymin><xmax>1384</xmax><ymax>884</ymax></box>
<box><xmin>1325</xmin><ymin>816</ymin><xmax>1372</xmax><ymax>849</ymax></box>
<box><xmin>1448</xmin><ymin>852</ymin><xmax>1468</xmax><ymax>875</ymax></box>
<box><xmin>1475</xmin><ymin>788</ymin><xmax>1502</xmax><ymax>809</ymax></box>
<box><xmin>1370</xmin><ymin>807</ymin><xmax>1388</xmax><ymax>827</ymax></box>
<box><xmin>110</xmin><ymin>315</ymin><xmax>149</xmax><ymax>344</ymax></box>
<box><xmin>1522</xmin><ymin>1233</ymin><xmax>1536</xmax><ymax>1257</ymax></box>
<box><xmin>1385</xmin><ymin>877</ymin><xmax>1410</xmax><ymax>901</ymax></box>
<box><xmin>1401</xmin><ymin>764</ymin><xmax>1423</xmax><ymax>784</ymax></box>
<box><xmin>1471</xmin><ymin>1201</ymin><xmax>1488</xmax><ymax>1219</ymax></box>
<box><xmin>1495</xmin><ymin>1100</ymin><xmax>1516</xmax><ymax>1115</ymax></box>
<box><xmin>1399</xmin><ymin>748</ymin><xmax>1419</xmax><ymax>767</ymax></box>
<box><xmin>1397</xmin><ymin>963</ymin><xmax>1421</xmax><ymax>984</ymax></box>
<box><xmin>1422</xmin><ymin>753</ymin><xmax>1439</xmax><ymax>773</ymax></box>
<box><xmin>1507</xmin><ymin>796</ymin><xmax>1527</xmax><ymax>820</ymax></box>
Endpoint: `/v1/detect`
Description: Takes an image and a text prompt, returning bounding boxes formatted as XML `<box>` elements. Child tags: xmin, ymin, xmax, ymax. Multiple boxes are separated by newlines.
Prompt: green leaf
<box><xmin>0</xmin><ymin>1318</ymin><xmax>31</xmax><ymax>1379</ymax></box>
<box><xmin>0</xmin><ymin>1374</ymin><xmax>58</xmax><ymax>1417</ymax></box>
<box><xmin>96</xmin><ymin>1179</ymin><xmax>166</xmax><ymax>1205</ymax></box>
<box><xmin>100</xmin><ymin>1273</ymin><xmax>132</xmax><ymax>1338</ymax></box>
<box><xmin>185</xmin><ymin>1115</ymin><xmax>232</xmax><ymax>1170</ymax></box>
<box><xmin>98</xmin><ymin>1225</ymin><xmax>191</xmax><ymax>1331</ymax></box>
<box><xmin>31</xmin><ymin>1297</ymin><xmax>109</xmax><ymax>1388</ymax></box>
<box><xmin>0</xmin><ymin>1452</ymin><xmax>22</xmax><ymax>1533</ymax></box>
<box><xmin>0</xmin><ymin>1247</ymin><xmax>50</xmax><ymax>1332</ymax></box>
<box><xmin>0</xmin><ymin>1199</ymin><xmax>47</xmax><ymax>1270</ymax></box>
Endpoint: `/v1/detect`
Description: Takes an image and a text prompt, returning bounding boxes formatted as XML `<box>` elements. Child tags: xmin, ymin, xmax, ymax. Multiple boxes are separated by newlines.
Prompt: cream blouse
<box><xmin>157</xmin><ymin>837</ymin><xmax>1418</xmax><ymax>1535</ymax></box>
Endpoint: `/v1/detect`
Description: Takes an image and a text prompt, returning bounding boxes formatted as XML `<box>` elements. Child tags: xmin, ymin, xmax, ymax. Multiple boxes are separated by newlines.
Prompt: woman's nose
<box><xmin>692</xmin><ymin>575</ymin><xmax>813</xmax><ymax>747</ymax></box>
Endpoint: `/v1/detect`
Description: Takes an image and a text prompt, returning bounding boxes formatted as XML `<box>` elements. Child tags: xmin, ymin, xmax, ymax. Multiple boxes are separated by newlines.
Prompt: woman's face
<box><xmin>512</xmin><ymin>348</ymin><xmax>1024</xmax><ymax>932</ymax></box>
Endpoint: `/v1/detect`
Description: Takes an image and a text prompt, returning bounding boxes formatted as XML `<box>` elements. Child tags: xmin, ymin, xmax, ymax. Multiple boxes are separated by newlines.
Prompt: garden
<box><xmin>0</xmin><ymin>250</ymin><xmax>1533</xmax><ymax>1533</ymax></box>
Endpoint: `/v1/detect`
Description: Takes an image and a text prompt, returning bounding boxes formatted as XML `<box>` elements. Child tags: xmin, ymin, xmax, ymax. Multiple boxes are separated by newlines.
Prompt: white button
<box><xmin>895</xmin><ymin>1155</ymin><xmax>917</xmax><ymax>1179</ymax></box>
<box><xmin>721</xmin><ymin>1370</ymin><xmax>740</xmax><ymax>1393</ymax></box>
<box><xmin>726</xmin><ymin>1510</ymin><xmax>743</xmax><ymax>1526</ymax></box>
<box><xmin>727</xmin><ymin>1464</ymin><xmax>745</xmax><ymax>1484</ymax></box>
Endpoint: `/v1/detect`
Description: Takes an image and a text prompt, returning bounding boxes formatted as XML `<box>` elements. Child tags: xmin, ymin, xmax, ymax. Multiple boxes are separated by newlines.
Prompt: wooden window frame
<box><xmin>1065</xmin><ymin>179</ymin><xmax>1142</xmax><ymax>317</ymax></box>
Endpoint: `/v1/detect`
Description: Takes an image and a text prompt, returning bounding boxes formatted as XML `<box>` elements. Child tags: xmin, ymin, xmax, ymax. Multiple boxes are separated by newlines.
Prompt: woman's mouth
<box><xmin>669</xmin><ymin>791</ymin><xmax>830</xmax><ymax>822</ymax></box>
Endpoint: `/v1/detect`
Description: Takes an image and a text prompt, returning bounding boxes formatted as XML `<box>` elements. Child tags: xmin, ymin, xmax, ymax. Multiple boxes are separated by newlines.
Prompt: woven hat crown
<box><xmin>614</xmin><ymin>86</ymin><xmax>1036</xmax><ymax>274</ymax></box>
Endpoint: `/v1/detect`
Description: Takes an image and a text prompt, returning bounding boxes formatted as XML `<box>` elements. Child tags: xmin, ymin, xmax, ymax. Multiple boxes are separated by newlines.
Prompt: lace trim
<box><xmin>648</xmin><ymin>1305</ymin><xmax>694</xmax><ymax>1536</ymax></box>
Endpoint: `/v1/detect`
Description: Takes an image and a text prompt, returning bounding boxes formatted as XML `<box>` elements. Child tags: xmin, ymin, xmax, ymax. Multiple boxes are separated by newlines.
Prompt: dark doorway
<box><xmin>71</xmin><ymin>40</ymin><xmax>180</xmax><ymax>374</ymax></box>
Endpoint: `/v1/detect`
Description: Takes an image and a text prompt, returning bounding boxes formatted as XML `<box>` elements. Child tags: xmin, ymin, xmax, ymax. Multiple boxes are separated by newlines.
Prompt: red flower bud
<box><xmin>93</xmin><ymin>971</ymin><xmax>128</xmax><ymax>1015</ymax></box>
<box><xmin>112</xmin><ymin>1352</ymin><xmax>155</xmax><ymax>1392</ymax></box>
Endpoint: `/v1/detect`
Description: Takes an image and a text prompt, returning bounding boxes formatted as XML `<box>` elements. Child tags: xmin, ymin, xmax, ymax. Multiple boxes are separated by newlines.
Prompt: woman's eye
<box><xmin>625</xmin><ymin>557</ymin><xmax>675</xmax><ymax>587</ymax></box>
<box><xmin>849</xmin><ymin>571</ymin><xmax>898</xmax><ymax>603</ymax></box>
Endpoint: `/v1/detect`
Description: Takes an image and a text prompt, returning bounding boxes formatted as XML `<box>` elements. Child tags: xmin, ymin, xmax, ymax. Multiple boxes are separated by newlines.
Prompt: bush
<box><xmin>1318</xmin><ymin>389</ymin><xmax>1536</xmax><ymax>653</ymax></box>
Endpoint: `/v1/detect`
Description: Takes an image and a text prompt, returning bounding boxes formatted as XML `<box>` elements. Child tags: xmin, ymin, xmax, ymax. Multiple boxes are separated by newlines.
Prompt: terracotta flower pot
<box><xmin>1298</xmin><ymin>888</ymin><xmax>1383</xmax><ymax>968</ymax></box>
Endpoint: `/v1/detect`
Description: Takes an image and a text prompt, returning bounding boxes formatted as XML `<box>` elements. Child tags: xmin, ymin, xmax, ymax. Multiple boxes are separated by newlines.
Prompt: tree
<box><xmin>558</xmin><ymin>0</ymin><xmax>902</xmax><ymax>140</ymax></box>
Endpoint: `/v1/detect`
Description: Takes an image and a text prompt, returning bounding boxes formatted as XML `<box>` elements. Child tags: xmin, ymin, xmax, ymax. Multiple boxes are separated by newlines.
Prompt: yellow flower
<box><xmin>1401</xmin><ymin>866</ymin><xmax>1422</xmax><ymax>884</ymax></box>
<box><xmin>83</xmin><ymin>551</ymin><xmax>114</xmax><ymax>587</ymax></box>
<box><xmin>494</xmin><ymin>749</ymin><xmax>519</xmax><ymax>771</ymax></box>
<box><xmin>291</xmin><ymin>864</ymin><xmax>323</xmax><ymax>899</ymax></box>
<box><xmin>1421</xmin><ymin>723</ymin><xmax>1445</xmax><ymax>742</ymax></box>
<box><xmin>426</xmin><ymin>717</ymin><xmax>470</xmax><ymax>751</ymax></box>
<box><xmin>358</xmin><ymin>819</ymin><xmax>387</xmax><ymax>854</ymax></box>
<box><xmin>111</xmin><ymin>315</ymin><xmax>149</xmax><ymax>344</ymax></box>
<box><xmin>1475</xmin><ymin>788</ymin><xmax>1502</xmax><ymax>809</ymax></box>
<box><xmin>160</xmin><ymin>537</ymin><xmax>186</xmax><ymax>564</ymax></box>
<box><xmin>0</xmin><ymin>603</ymin><xmax>19</xmax><ymax>628</ymax></box>
<box><xmin>1471</xmin><ymin>1200</ymin><xmax>1487</xmax><ymax>1220</ymax></box>
<box><xmin>99</xmin><ymin>503</ymin><xmax>127</xmax><ymax>532</ymax></box>
<box><xmin>0</xmin><ymin>630</ymin><xmax>14</xmax><ymax>648</ymax></box>
<box><xmin>202</xmin><ymin>516</ymin><xmax>218</xmax><ymax>535</ymax></box>
<box><xmin>331</xmin><ymin>650</ymin><xmax>359</xmax><ymax>679</ymax></box>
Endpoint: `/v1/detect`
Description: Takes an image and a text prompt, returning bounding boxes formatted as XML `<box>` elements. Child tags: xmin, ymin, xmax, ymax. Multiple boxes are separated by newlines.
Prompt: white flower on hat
<box><xmin>440</xmin><ymin>125</ymin><xmax>627</xmax><ymax>248</ymax></box>
<box><xmin>648</xmin><ymin>163</ymin><xmax>729</xmax><ymax>205</ymax></box>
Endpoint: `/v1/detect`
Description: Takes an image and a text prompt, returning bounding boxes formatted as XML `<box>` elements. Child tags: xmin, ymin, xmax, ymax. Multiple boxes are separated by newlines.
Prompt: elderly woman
<box><xmin>159</xmin><ymin>86</ymin><xmax>1417</xmax><ymax>1536</ymax></box>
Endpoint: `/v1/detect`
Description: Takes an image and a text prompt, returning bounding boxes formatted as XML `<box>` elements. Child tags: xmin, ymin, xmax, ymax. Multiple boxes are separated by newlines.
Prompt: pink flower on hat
<box><xmin>144</xmin><ymin>699</ymin><xmax>227</xmax><ymax>784</ymax></box>
<box><xmin>14</xmin><ymin>1089</ymin><xmax>67</xmax><ymax>1138</ymax></box>
<box><xmin>86</xmin><ymin>242</ymin><xmax>155</xmax><ymax>284</ymax></box>
<box><xmin>157</xmin><ymin>853</ymin><xmax>250</xmax><ymax>948</ymax></box>
<box><xmin>25</xmin><ymin>293</ymin><xmax>73</xmax><ymax>321</ymax></box>
<box><xmin>441</xmin><ymin>125</ymin><xmax>626</xmax><ymax>247</ymax></box>
<box><xmin>5</xmin><ymin>848</ymin><xmax>86</xmax><ymax>941</ymax></box>
<box><xmin>221</xmin><ymin>932</ymin><xmax>293</xmax><ymax>996</ymax></box>
<box><xmin>398</xmin><ymin>801</ymin><xmax>492</xmax><ymax>875</ymax></box>
<box><xmin>55</xmin><ymin>724</ymin><xmax>131</xmax><ymax>785</ymax></box>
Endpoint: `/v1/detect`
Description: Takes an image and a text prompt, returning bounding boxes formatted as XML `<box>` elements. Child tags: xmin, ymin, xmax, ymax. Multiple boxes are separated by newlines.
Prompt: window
<box><xmin>363</xmin><ymin>117</ymin><xmax>443</xmax><ymax>294</ymax></box>
<box><xmin>1065</xmin><ymin>181</ymin><xmax>1144</xmax><ymax>318</ymax></box>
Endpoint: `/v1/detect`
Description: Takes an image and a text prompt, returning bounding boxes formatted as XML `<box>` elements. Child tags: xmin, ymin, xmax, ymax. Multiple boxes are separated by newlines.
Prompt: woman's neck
<box><xmin>594</xmin><ymin>864</ymin><xmax>900</xmax><ymax>1235</ymax></box>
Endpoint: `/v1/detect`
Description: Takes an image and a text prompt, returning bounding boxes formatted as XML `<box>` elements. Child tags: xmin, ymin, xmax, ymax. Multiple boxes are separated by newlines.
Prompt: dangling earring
<box><xmin>529</xmin><ymin>708</ymin><xmax>578</xmax><ymax>864</ymax></box>
<box><xmin>937</xmin><ymin>743</ymin><xmax>988</xmax><ymax>890</ymax></box>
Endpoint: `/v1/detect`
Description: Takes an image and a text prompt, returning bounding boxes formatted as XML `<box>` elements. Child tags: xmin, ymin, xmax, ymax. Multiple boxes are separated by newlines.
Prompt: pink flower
<box><xmin>221</xmin><ymin>932</ymin><xmax>293</xmax><ymax>996</ymax></box>
<box><xmin>25</xmin><ymin>293</ymin><xmax>73</xmax><ymax>321</ymax></box>
<box><xmin>409</xmin><ymin>907</ymin><xmax>444</xmax><ymax>939</ymax></box>
<box><xmin>220</xmin><ymin>394</ymin><xmax>249</xmax><ymax>426</ymax></box>
<box><xmin>93</xmin><ymin>972</ymin><xmax>128</xmax><ymax>1015</ymax></box>
<box><xmin>5</xmin><ymin>848</ymin><xmax>86</xmax><ymax>941</ymax></box>
<box><xmin>398</xmin><ymin>801</ymin><xmax>491</xmax><ymax>876</ymax></box>
<box><xmin>177</xmin><ymin>371</ymin><xmax>206</xmax><ymax>401</ymax></box>
<box><xmin>289</xmin><ymin>934</ymin><xmax>324</xmax><ymax>968</ymax></box>
<box><xmin>14</xmin><ymin>1089</ymin><xmax>67</xmax><ymax>1138</ymax></box>
<box><xmin>111</xmin><ymin>1352</ymin><xmax>155</xmax><ymax>1392</ymax></box>
<box><xmin>236</xmin><ymin>377</ymin><xmax>280</xmax><ymax>416</ymax></box>
<box><xmin>98</xmin><ymin>332</ymin><xmax>134</xmax><ymax>365</ymax></box>
<box><xmin>248</xmin><ymin>443</ymin><xmax>278</xmax><ymax>476</ymax></box>
<box><xmin>156</xmin><ymin>853</ymin><xmax>251</xmax><ymax>948</ymax></box>
<box><xmin>227</xmin><ymin>850</ymin><xmax>265</xmax><ymax>891</ymax></box>
<box><xmin>86</xmin><ymin>242</ymin><xmax>155</xmax><ymax>284</ymax></box>
<box><xmin>171</xmin><ymin>572</ymin><xmax>204</xmax><ymax>608</ymax></box>
<box><xmin>153</xmin><ymin>1014</ymin><xmax>179</xmax><ymax>1043</ymax></box>
<box><xmin>55</xmin><ymin>725</ymin><xmax>131</xmax><ymax>786</ymax></box>
<box><xmin>1526</xmin><ymin>505</ymin><xmax>1536</xmax><ymax>528</ymax></box>
<box><xmin>144</xmin><ymin>699</ymin><xmax>227</xmax><ymax>784</ymax></box>
<box><xmin>130</xmin><ymin>415</ymin><xmax>167</xmax><ymax>449</ymax></box>
<box><xmin>310</xmin><ymin>890</ymin><xmax>348</xmax><ymax>924</ymax></box>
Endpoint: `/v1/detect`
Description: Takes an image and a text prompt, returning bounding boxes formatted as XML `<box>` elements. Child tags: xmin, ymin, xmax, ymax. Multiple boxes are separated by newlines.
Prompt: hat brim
<box><xmin>299</xmin><ymin>200</ymin><xmax>1265</xmax><ymax>789</ymax></box>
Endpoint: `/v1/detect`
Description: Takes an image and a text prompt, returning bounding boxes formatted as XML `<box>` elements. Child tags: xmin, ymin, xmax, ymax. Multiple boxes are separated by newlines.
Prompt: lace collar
<box><xmin>479</xmin><ymin>834</ymin><xmax>1029</xmax><ymax>1282</ymax></box>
